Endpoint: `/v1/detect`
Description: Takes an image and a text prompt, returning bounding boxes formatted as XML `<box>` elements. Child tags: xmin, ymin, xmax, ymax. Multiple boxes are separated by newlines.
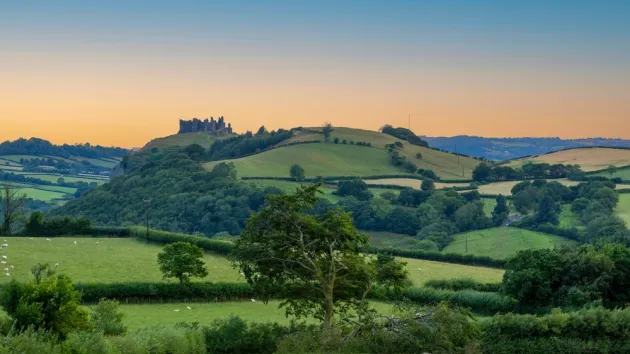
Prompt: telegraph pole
<box><xmin>144</xmin><ymin>198</ymin><xmax>151</xmax><ymax>243</ymax></box>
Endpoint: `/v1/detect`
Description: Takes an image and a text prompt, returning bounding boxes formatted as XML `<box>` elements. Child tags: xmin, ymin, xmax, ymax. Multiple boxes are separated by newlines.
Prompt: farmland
<box><xmin>205</xmin><ymin>127</ymin><xmax>479</xmax><ymax>180</ymax></box>
<box><xmin>617</xmin><ymin>194</ymin><xmax>630</xmax><ymax>224</ymax></box>
<box><xmin>442</xmin><ymin>227</ymin><xmax>576</xmax><ymax>259</ymax></box>
<box><xmin>364</xmin><ymin>178</ymin><xmax>470</xmax><ymax>190</ymax></box>
<box><xmin>506</xmin><ymin>147</ymin><xmax>630</xmax><ymax>171</ymax></box>
<box><xmin>477</xmin><ymin>179</ymin><xmax>630</xmax><ymax>195</ymax></box>
<box><xmin>145</xmin><ymin>132</ymin><xmax>224</xmax><ymax>149</ymax></box>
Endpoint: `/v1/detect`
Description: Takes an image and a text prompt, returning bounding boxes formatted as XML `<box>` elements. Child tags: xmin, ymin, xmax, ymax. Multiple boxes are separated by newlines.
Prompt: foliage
<box><xmin>0</xmin><ymin>263</ymin><xmax>89</xmax><ymax>338</ymax></box>
<box><xmin>379</xmin><ymin>125</ymin><xmax>429</xmax><ymax>147</ymax></box>
<box><xmin>472</xmin><ymin>162</ymin><xmax>581</xmax><ymax>182</ymax></box>
<box><xmin>1</xmin><ymin>183</ymin><xmax>26</xmax><ymax>236</ymax></box>
<box><xmin>91</xmin><ymin>298</ymin><xmax>126</xmax><ymax>335</ymax></box>
<box><xmin>335</xmin><ymin>178</ymin><xmax>373</xmax><ymax>200</ymax></box>
<box><xmin>322</xmin><ymin>122</ymin><xmax>334</xmax><ymax>143</ymax></box>
<box><xmin>157</xmin><ymin>242</ymin><xmax>209</xmax><ymax>284</ymax></box>
<box><xmin>394</xmin><ymin>287</ymin><xmax>517</xmax><ymax>314</ymax></box>
<box><xmin>289</xmin><ymin>163</ymin><xmax>305</xmax><ymax>181</ymax></box>
<box><xmin>231</xmin><ymin>184</ymin><xmax>408</xmax><ymax>327</ymax></box>
<box><xmin>491</xmin><ymin>195</ymin><xmax>510</xmax><ymax>226</ymax></box>
<box><xmin>420</xmin><ymin>178</ymin><xmax>435</xmax><ymax>191</ymax></box>
<box><xmin>424</xmin><ymin>278</ymin><xmax>503</xmax><ymax>292</ymax></box>
<box><xmin>23</xmin><ymin>212</ymin><xmax>92</xmax><ymax>236</ymax></box>
<box><xmin>208</xmin><ymin>129</ymin><xmax>294</xmax><ymax>160</ymax></box>
<box><xmin>0</xmin><ymin>137</ymin><xmax>127</xmax><ymax>159</ymax></box>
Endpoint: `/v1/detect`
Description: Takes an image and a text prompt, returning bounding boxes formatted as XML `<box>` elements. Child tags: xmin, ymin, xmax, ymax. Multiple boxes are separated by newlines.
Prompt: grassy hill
<box><xmin>442</xmin><ymin>227</ymin><xmax>577</xmax><ymax>259</ymax></box>
<box><xmin>205</xmin><ymin>127</ymin><xmax>479</xmax><ymax>180</ymax></box>
<box><xmin>144</xmin><ymin>132</ymin><xmax>227</xmax><ymax>149</ymax></box>
<box><xmin>617</xmin><ymin>194</ymin><xmax>630</xmax><ymax>225</ymax></box>
<box><xmin>505</xmin><ymin>147</ymin><xmax>630</xmax><ymax>172</ymax></box>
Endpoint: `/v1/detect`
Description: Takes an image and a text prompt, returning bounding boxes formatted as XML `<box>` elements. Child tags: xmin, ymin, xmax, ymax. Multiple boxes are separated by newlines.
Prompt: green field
<box><xmin>206</xmin><ymin>128</ymin><xmax>478</xmax><ymax>180</ymax></box>
<box><xmin>0</xmin><ymin>157</ymin><xmax>22</xmax><ymax>166</ymax></box>
<box><xmin>442</xmin><ymin>228</ymin><xmax>576</xmax><ymax>259</ymax></box>
<box><xmin>0</xmin><ymin>154</ymin><xmax>43</xmax><ymax>163</ymax></box>
<box><xmin>0</xmin><ymin>237</ymin><xmax>501</xmax><ymax>287</ymax></box>
<box><xmin>364</xmin><ymin>231</ymin><xmax>435</xmax><ymax>251</ymax></box>
<box><xmin>592</xmin><ymin>166</ymin><xmax>630</xmax><ymax>180</ymax></box>
<box><xmin>76</xmin><ymin>157</ymin><xmax>118</xmax><ymax>168</ymax></box>
<box><xmin>559</xmin><ymin>205</ymin><xmax>582</xmax><ymax>228</ymax></box>
<box><xmin>616</xmin><ymin>194</ymin><xmax>630</xmax><ymax>224</ymax></box>
<box><xmin>113</xmin><ymin>301</ymin><xmax>395</xmax><ymax>329</ymax></box>
<box><xmin>12</xmin><ymin>172</ymin><xmax>108</xmax><ymax>185</ymax></box>
<box><xmin>11</xmin><ymin>188</ymin><xmax>68</xmax><ymax>201</ymax></box>
<box><xmin>146</xmin><ymin>132</ymin><xmax>224</xmax><ymax>149</ymax></box>
<box><xmin>482</xmin><ymin>198</ymin><xmax>497</xmax><ymax>216</ymax></box>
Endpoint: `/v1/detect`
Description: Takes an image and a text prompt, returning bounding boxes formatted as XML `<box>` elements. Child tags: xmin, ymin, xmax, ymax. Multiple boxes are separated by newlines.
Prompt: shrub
<box><xmin>360</xmin><ymin>246</ymin><xmax>506</xmax><ymax>268</ymax></box>
<box><xmin>63</xmin><ymin>331</ymin><xmax>117</xmax><ymax>354</ymax></box>
<box><xmin>0</xmin><ymin>327</ymin><xmax>62</xmax><ymax>353</ymax></box>
<box><xmin>108</xmin><ymin>327</ymin><xmax>206</xmax><ymax>354</ymax></box>
<box><xmin>91</xmin><ymin>299</ymin><xmax>126</xmax><ymax>335</ymax></box>
<box><xmin>424</xmin><ymin>278</ymin><xmax>503</xmax><ymax>293</ymax></box>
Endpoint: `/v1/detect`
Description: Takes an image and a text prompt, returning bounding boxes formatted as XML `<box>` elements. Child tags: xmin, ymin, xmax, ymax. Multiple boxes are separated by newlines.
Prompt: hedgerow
<box><xmin>424</xmin><ymin>278</ymin><xmax>503</xmax><ymax>293</ymax></box>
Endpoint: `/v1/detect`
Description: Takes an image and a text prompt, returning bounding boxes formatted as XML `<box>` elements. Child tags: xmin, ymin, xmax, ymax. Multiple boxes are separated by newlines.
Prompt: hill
<box><xmin>442</xmin><ymin>227</ymin><xmax>577</xmax><ymax>259</ymax></box>
<box><xmin>424</xmin><ymin>136</ymin><xmax>630</xmax><ymax>161</ymax></box>
<box><xmin>144</xmin><ymin>132</ymin><xmax>225</xmax><ymax>150</ymax></box>
<box><xmin>505</xmin><ymin>147</ymin><xmax>630</xmax><ymax>172</ymax></box>
<box><xmin>205</xmin><ymin>127</ymin><xmax>479</xmax><ymax>180</ymax></box>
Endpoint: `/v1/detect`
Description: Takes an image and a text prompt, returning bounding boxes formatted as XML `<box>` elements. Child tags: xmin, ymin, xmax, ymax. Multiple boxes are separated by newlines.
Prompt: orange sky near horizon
<box><xmin>2</xmin><ymin>2</ymin><xmax>630</xmax><ymax>148</ymax></box>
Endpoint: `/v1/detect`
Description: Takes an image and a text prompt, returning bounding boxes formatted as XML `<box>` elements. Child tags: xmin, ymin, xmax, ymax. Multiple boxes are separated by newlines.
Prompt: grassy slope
<box><xmin>506</xmin><ymin>148</ymin><xmax>630</xmax><ymax>172</ymax></box>
<box><xmin>592</xmin><ymin>166</ymin><xmax>630</xmax><ymax>180</ymax></box>
<box><xmin>617</xmin><ymin>194</ymin><xmax>630</xmax><ymax>225</ymax></box>
<box><xmin>145</xmin><ymin>132</ymin><xmax>223</xmax><ymax>149</ymax></box>
<box><xmin>206</xmin><ymin>127</ymin><xmax>479</xmax><ymax>180</ymax></box>
<box><xmin>0</xmin><ymin>237</ymin><xmax>501</xmax><ymax>286</ymax></box>
<box><xmin>11</xmin><ymin>188</ymin><xmax>67</xmax><ymax>201</ymax></box>
<box><xmin>559</xmin><ymin>205</ymin><xmax>582</xmax><ymax>228</ymax></box>
<box><xmin>442</xmin><ymin>228</ymin><xmax>576</xmax><ymax>259</ymax></box>
<box><xmin>482</xmin><ymin>198</ymin><xmax>497</xmax><ymax>216</ymax></box>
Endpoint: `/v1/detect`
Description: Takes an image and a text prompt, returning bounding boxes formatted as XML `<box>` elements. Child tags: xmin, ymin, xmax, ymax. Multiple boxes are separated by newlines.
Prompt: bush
<box><xmin>91</xmin><ymin>299</ymin><xmax>126</xmax><ymax>335</ymax></box>
<box><xmin>0</xmin><ymin>327</ymin><xmax>62</xmax><ymax>353</ymax></box>
<box><xmin>63</xmin><ymin>330</ymin><xmax>117</xmax><ymax>354</ymax></box>
<box><xmin>481</xmin><ymin>337</ymin><xmax>630</xmax><ymax>354</ymax></box>
<box><xmin>128</xmin><ymin>227</ymin><xmax>234</xmax><ymax>255</ymax></box>
<box><xmin>361</xmin><ymin>246</ymin><xmax>506</xmax><ymax>268</ymax></box>
<box><xmin>424</xmin><ymin>278</ymin><xmax>503</xmax><ymax>293</ymax></box>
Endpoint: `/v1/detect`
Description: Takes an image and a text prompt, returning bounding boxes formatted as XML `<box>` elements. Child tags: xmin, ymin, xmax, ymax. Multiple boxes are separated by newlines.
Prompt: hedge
<box><xmin>423</xmin><ymin>278</ymin><xmax>503</xmax><ymax>293</ymax></box>
<box><xmin>481</xmin><ymin>338</ymin><xmax>630</xmax><ymax>354</ymax></box>
<box><xmin>75</xmin><ymin>282</ymin><xmax>258</xmax><ymax>303</ymax></box>
<box><xmin>127</xmin><ymin>226</ymin><xmax>234</xmax><ymax>255</ymax></box>
<box><xmin>361</xmin><ymin>246</ymin><xmax>506</xmax><ymax>269</ymax></box>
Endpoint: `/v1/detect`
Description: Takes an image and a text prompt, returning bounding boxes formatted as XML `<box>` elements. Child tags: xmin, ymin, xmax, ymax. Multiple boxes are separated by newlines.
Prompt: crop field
<box><xmin>442</xmin><ymin>228</ymin><xmax>576</xmax><ymax>259</ymax></box>
<box><xmin>616</xmin><ymin>194</ymin><xmax>630</xmax><ymax>225</ymax></box>
<box><xmin>364</xmin><ymin>178</ymin><xmax>469</xmax><ymax>190</ymax></box>
<box><xmin>506</xmin><ymin>148</ymin><xmax>630</xmax><ymax>172</ymax></box>
<box><xmin>0</xmin><ymin>165</ymin><xmax>23</xmax><ymax>171</ymax></box>
<box><xmin>112</xmin><ymin>301</ymin><xmax>395</xmax><ymax>329</ymax></box>
<box><xmin>477</xmin><ymin>179</ymin><xmax>580</xmax><ymax>195</ymax></box>
<box><xmin>207</xmin><ymin>128</ymin><xmax>478</xmax><ymax>180</ymax></box>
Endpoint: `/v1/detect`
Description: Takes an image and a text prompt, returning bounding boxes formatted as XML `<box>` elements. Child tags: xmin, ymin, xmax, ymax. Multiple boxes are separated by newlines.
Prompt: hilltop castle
<box><xmin>178</xmin><ymin>117</ymin><xmax>233</xmax><ymax>135</ymax></box>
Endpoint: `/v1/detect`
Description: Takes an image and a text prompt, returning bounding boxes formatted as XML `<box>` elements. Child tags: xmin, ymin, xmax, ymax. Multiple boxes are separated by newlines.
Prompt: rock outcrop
<box><xmin>178</xmin><ymin>117</ymin><xmax>233</xmax><ymax>135</ymax></box>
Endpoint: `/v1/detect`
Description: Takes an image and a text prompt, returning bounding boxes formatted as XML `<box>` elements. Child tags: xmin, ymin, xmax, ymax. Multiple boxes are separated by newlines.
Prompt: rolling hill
<box><xmin>144</xmin><ymin>132</ymin><xmax>227</xmax><ymax>149</ymax></box>
<box><xmin>205</xmin><ymin>127</ymin><xmax>480</xmax><ymax>180</ymax></box>
<box><xmin>505</xmin><ymin>147</ymin><xmax>630</xmax><ymax>171</ymax></box>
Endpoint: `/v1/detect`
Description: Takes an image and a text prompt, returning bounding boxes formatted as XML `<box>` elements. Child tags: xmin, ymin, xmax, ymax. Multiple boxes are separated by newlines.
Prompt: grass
<box><xmin>0</xmin><ymin>237</ymin><xmax>241</xmax><ymax>284</ymax></box>
<box><xmin>559</xmin><ymin>205</ymin><xmax>582</xmax><ymax>228</ymax></box>
<box><xmin>113</xmin><ymin>301</ymin><xmax>395</xmax><ymax>328</ymax></box>
<box><xmin>506</xmin><ymin>148</ymin><xmax>630</xmax><ymax>172</ymax></box>
<box><xmin>616</xmin><ymin>194</ymin><xmax>630</xmax><ymax>225</ymax></box>
<box><xmin>592</xmin><ymin>166</ymin><xmax>630</xmax><ymax>180</ymax></box>
<box><xmin>442</xmin><ymin>227</ymin><xmax>576</xmax><ymax>259</ymax></box>
<box><xmin>0</xmin><ymin>157</ymin><xmax>22</xmax><ymax>166</ymax></box>
<box><xmin>0</xmin><ymin>237</ymin><xmax>501</xmax><ymax>287</ymax></box>
<box><xmin>11</xmin><ymin>188</ymin><xmax>67</xmax><ymax>201</ymax></box>
<box><xmin>364</xmin><ymin>231</ymin><xmax>433</xmax><ymax>251</ymax></box>
<box><xmin>0</xmin><ymin>154</ymin><xmax>44</xmax><ymax>163</ymax></box>
<box><xmin>11</xmin><ymin>172</ymin><xmax>109</xmax><ymax>185</ymax></box>
<box><xmin>207</xmin><ymin>127</ymin><xmax>479</xmax><ymax>180</ymax></box>
<box><xmin>75</xmin><ymin>157</ymin><xmax>118</xmax><ymax>168</ymax></box>
<box><xmin>145</xmin><ymin>132</ymin><xmax>224</xmax><ymax>149</ymax></box>
<box><xmin>482</xmin><ymin>198</ymin><xmax>497</xmax><ymax>216</ymax></box>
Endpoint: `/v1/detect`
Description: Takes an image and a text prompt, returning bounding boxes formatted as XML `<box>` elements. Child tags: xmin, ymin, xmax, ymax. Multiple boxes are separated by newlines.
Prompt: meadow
<box><xmin>145</xmin><ymin>132</ymin><xmax>222</xmax><ymax>149</ymax></box>
<box><xmin>205</xmin><ymin>127</ymin><xmax>479</xmax><ymax>180</ymax></box>
<box><xmin>592</xmin><ymin>166</ymin><xmax>630</xmax><ymax>180</ymax></box>
<box><xmin>442</xmin><ymin>227</ymin><xmax>576</xmax><ymax>259</ymax></box>
<box><xmin>10</xmin><ymin>187</ymin><xmax>68</xmax><ymax>201</ymax></box>
<box><xmin>506</xmin><ymin>148</ymin><xmax>630</xmax><ymax>171</ymax></box>
<box><xmin>0</xmin><ymin>237</ymin><xmax>502</xmax><ymax>287</ymax></box>
<box><xmin>617</xmin><ymin>194</ymin><xmax>630</xmax><ymax>224</ymax></box>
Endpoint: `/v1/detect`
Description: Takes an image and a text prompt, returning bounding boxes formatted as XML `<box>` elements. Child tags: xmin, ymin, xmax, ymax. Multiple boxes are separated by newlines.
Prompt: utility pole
<box><xmin>455</xmin><ymin>144</ymin><xmax>460</xmax><ymax>164</ymax></box>
<box><xmin>144</xmin><ymin>198</ymin><xmax>151</xmax><ymax>243</ymax></box>
<box><xmin>466</xmin><ymin>233</ymin><xmax>468</xmax><ymax>254</ymax></box>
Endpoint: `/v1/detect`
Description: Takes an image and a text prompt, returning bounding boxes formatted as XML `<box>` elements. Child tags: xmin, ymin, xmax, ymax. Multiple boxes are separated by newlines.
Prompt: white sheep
<box><xmin>3</xmin><ymin>268</ymin><xmax>7</xmax><ymax>272</ymax></box>
<box><xmin>4</xmin><ymin>273</ymin><xmax>9</xmax><ymax>277</ymax></box>
<box><xmin>54</xmin><ymin>263</ymin><xmax>59</xmax><ymax>268</ymax></box>
<box><xmin>74</xmin><ymin>241</ymin><xmax>77</xmax><ymax>245</ymax></box>
<box><xmin>1</xmin><ymin>244</ymin><xmax>7</xmax><ymax>247</ymax></box>
<box><xmin>174</xmin><ymin>309</ymin><xmax>180</xmax><ymax>312</ymax></box>
<box><xmin>29</xmin><ymin>237</ymin><xmax>34</xmax><ymax>240</ymax></box>
<box><xmin>9</xmin><ymin>265</ymin><xmax>14</xmax><ymax>270</ymax></box>
<box><xmin>251</xmin><ymin>299</ymin><xmax>256</xmax><ymax>303</ymax></box>
<box><xmin>1</xmin><ymin>261</ymin><xmax>6</xmax><ymax>265</ymax></box>
<box><xmin>1</xmin><ymin>256</ymin><xmax>6</xmax><ymax>260</ymax></box>
<box><xmin>186</xmin><ymin>306</ymin><xmax>192</xmax><ymax>310</ymax></box>
<box><xmin>95</xmin><ymin>241</ymin><xmax>100</xmax><ymax>245</ymax></box>
<box><xmin>46</xmin><ymin>238</ymin><xmax>51</xmax><ymax>241</ymax></box>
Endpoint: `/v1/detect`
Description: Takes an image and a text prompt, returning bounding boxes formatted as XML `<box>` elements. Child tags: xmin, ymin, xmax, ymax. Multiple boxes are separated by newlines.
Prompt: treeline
<box><xmin>380</xmin><ymin>124</ymin><xmax>429</xmax><ymax>147</ymax></box>
<box><xmin>473</xmin><ymin>162</ymin><xmax>582</xmax><ymax>182</ymax></box>
<box><xmin>0</xmin><ymin>137</ymin><xmax>127</xmax><ymax>158</ymax></box>
<box><xmin>208</xmin><ymin>129</ymin><xmax>294</xmax><ymax>160</ymax></box>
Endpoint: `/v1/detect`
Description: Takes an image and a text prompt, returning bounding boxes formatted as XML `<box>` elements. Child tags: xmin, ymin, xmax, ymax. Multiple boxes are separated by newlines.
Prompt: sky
<box><xmin>1</xmin><ymin>0</ymin><xmax>629</xmax><ymax>147</ymax></box>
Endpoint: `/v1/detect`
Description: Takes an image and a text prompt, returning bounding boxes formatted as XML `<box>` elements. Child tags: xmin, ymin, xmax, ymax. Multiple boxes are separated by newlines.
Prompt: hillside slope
<box><xmin>505</xmin><ymin>147</ymin><xmax>630</xmax><ymax>171</ymax></box>
<box><xmin>206</xmin><ymin>127</ymin><xmax>479</xmax><ymax>180</ymax></box>
<box><xmin>144</xmin><ymin>132</ymin><xmax>227</xmax><ymax>149</ymax></box>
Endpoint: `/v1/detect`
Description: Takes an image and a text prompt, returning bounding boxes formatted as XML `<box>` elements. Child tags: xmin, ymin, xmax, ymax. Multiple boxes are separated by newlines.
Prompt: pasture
<box><xmin>10</xmin><ymin>172</ymin><xmax>108</xmax><ymax>185</ymax></box>
<box><xmin>592</xmin><ymin>166</ymin><xmax>630</xmax><ymax>180</ymax></box>
<box><xmin>364</xmin><ymin>230</ymin><xmax>435</xmax><ymax>251</ymax></box>
<box><xmin>10</xmin><ymin>187</ymin><xmax>68</xmax><ymax>201</ymax></box>
<box><xmin>206</xmin><ymin>127</ymin><xmax>478</xmax><ymax>180</ymax></box>
<box><xmin>0</xmin><ymin>237</ymin><xmax>501</xmax><ymax>287</ymax></box>
<box><xmin>112</xmin><ymin>301</ymin><xmax>395</xmax><ymax>329</ymax></box>
<box><xmin>617</xmin><ymin>194</ymin><xmax>630</xmax><ymax>224</ymax></box>
<box><xmin>478</xmin><ymin>179</ymin><xmax>630</xmax><ymax>195</ymax></box>
<box><xmin>145</xmin><ymin>132</ymin><xmax>222</xmax><ymax>149</ymax></box>
<box><xmin>506</xmin><ymin>148</ymin><xmax>630</xmax><ymax>172</ymax></box>
<box><xmin>364</xmin><ymin>178</ymin><xmax>470</xmax><ymax>190</ymax></box>
<box><xmin>442</xmin><ymin>228</ymin><xmax>576</xmax><ymax>259</ymax></box>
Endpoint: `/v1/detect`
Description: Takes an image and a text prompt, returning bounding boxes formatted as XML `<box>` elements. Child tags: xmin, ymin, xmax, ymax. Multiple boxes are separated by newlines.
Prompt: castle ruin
<box><xmin>178</xmin><ymin>117</ymin><xmax>233</xmax><ymax>135</ymax></box>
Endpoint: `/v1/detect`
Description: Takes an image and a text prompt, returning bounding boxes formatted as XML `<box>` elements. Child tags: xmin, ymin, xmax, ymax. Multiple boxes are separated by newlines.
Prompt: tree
<box><xmin>472</xmin><ymin>163</ymin><xmax>493</xmax><ymax>182</ymax></box>
<box><xmin>256</xmin><ymin>125</ymin><xmax>268</xmax><ymax>136</ymax></box>
<box><xmin>492</xmin><ymin>195</ymin><xmax>510</xmax><ymax>226</ymax></box>
<box><xmin>231</xmin><ymin>184</ymin><xmax>408</xmax><ymax>328</ymax></box>
<box><xmin>403</xmin><ymin>161</ymin><xmax>417</xmax><ymax>173</ymax></box>
<box><xmin>336</xmin><ymin>178</ymin><xmax>373</xmax><ymax>201</ymax></box>
<box><xmin>421</xmin><ymin>179</ymin><xmax>435</xmax><ymax>192</ymax></box>
<box><xmin>0</xmin><ymin>263</ymin><xmax>89</xmax><ymax>338</ymax></box>
<box><xmin>91</xmin><ymin>298</ymin><xmax>127</xmax><ymax>335</ymax></box>
<box><xmin>183</xmin><ymin>143</ymin><xmax>207</xmax><ymax>161</ymax></box>
<box><xmin>322</xmin><ymin>122</ymin><xmax>334</xmax><ymax>143</ymax></box>
<box><xmin>1</xmin><ymin>183</ymin><xmax>26</xmax><ymax>236</ymax></box>
<box><xmin>57</xmin><ymin>177</ymin><xmax>65</xmax><ymax>185</ymax></box>
<box><xmin>535</xmin><ymin>196</ymin><xmax>559</xmax><ymax>225</ymax></box>
<box><xmin>415</xmin><ymin>152</ymin><xmax>423</xmax><ymax>159</ymax></box>
<box><xmin>454</xmin><ymin>201</ymin><xmax>490</xmax><ymax>232</ymax></box>
<box><xmin>157</xmin><ymin>242</ymin><xmax>209</xmax><ymax>284</ymax></box>
<box><xmin>290</xmin><ymin>164</ymin><xmax>306</xmax><ymax>181</ymax></box>
<box><xmin>608</xmin><ymin>165</ymin><xmax>617</xmax><ymax>178</ymax></box>
<box><xmin>333</xmin><ymin>137</ymin><xmax>339</xmax><ymax>144</ymax></box>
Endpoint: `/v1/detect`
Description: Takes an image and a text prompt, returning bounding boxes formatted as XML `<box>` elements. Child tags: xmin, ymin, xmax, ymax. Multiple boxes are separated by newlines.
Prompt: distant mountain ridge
<box><xmin>422</xmin><ymin>136</ymin><xmax>630</xmax><ymax>161</ymax></box>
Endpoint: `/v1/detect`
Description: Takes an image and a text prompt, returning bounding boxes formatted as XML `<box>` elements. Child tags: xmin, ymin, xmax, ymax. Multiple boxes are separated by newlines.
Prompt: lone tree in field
<box><xmin>421</xmin><ymin>178</ymin><xmax>435</xmax><ymax>192</ymax></box>
<box><xmin>1</xmin><ymin>182</ymin><xmax>26</xmax><ymax>236</ymax></box>
<box><xmin>608</xmin><ymin>165</ymin><xmax>617</xmax><ymax>179</ymax></box>
<box><xmin>492</xmin><ymin>195</ymin><xmax>510</xmax><ymax>226</ymax></box>
<box><xmin>157</xmin><ymin>242</ymin><xmax>208</xmax><ymax>284</ymax></box>
<box><xmin>290</xmin><ymin>164</ymin><xmax>306</xmax><ymax>181</ymax></box>
<box><xmin>322</xmin><ymin>122</ymin><xmax>334</xmax><ymax>142</ymax></box>
<box><xmin>231</xmin><ymin>184</ymin><xmax>408</xmax><ymax>328</ymax></box>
